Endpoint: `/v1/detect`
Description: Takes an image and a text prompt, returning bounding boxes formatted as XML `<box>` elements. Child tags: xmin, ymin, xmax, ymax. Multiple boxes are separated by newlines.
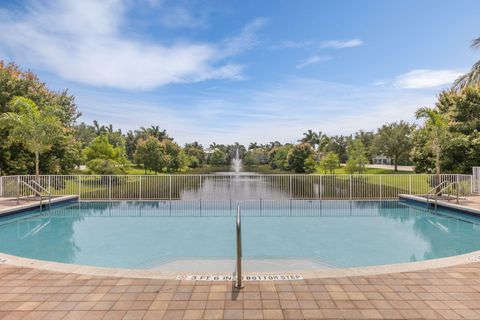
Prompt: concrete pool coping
<box><xmin>1</xmin><ymin>250</ymin><xmax>480</xmax><ymax>281</ymax></box>
<box><xmin>399</xmin><ymin>194</ymin><xmax>480</xmax><ymax>216</ymax></box>
<box><xmin>0</xmin><ymin>195</ymin><xmax>79</xmax><ymax>217</ymax></box>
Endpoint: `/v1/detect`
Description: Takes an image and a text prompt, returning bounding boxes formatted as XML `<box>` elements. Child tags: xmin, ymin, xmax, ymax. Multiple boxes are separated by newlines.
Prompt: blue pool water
<box><xmin>0</xmin><ymin>200</ymin><xmax>479</xmax><ymax>271</ymax></box>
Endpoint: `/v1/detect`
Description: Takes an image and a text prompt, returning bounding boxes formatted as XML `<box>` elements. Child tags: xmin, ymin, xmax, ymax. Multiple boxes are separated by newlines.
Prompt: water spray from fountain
<box><xmin>231</xmin><ymin>148</ymin><xmax>242</xmax><ymax>174</ymax></box>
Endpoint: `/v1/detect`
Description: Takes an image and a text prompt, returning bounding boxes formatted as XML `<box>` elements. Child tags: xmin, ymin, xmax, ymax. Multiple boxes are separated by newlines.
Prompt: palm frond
<box><xmin>472</xmin><ymin>37</ymin><xmax>480</xmax><ymax>49</ymax></box>
<box><xmin>453</xmin><ymin>60</ymin><xmax>480</xmax><ymax>90</ymax></box>
<box><xmin>415</xmin><ymin>107</ymin><xmax>431</xmax><ymax>119</ymax></box>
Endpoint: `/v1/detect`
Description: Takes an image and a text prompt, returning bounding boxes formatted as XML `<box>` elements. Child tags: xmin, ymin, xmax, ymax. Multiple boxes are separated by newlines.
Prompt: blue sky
<box><xmin>0</xmin><ymin>0</ymin><xmax>478</xmax><ymax>145</ymax></box>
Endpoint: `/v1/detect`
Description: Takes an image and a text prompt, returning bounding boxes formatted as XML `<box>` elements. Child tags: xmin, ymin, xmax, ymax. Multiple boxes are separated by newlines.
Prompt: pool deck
<box><xmin>1</xmin><ymin>260</ymin><xmax>480</xmax><ymax>319</ymax></box>
<box><xmin>2</xmin><ymin>195</ymin><xmax>480</xmax><ymax>319</ymax></box>
<box><xmin>399</xmin><ymin>194</ymin><xmax>480</xmax><ymax>216</ymax></box>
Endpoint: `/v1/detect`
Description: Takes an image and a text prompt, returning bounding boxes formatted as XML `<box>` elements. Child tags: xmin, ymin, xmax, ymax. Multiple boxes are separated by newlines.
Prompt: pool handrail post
<box><xmin>235</xmin><ymin>206</ymin><xmax>244</xmax><ymax>289</ymax></box>
<box><xmin>456</xmin><ymin>182</ymin><xmax>459</xmax><ymax>204</ymax></box>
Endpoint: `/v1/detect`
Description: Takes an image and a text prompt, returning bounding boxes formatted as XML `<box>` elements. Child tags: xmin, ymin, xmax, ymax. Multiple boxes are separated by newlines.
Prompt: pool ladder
<box><xmin>235</xmin><ymin>206</ymin><xmax>244</xmax><ymax>289</ymax></box>
<box><xmin>17</xmin><ymin>180</ymin><xmax>52</xmax><ymax>211</ymax></box>
<box><xmin>426</xmin><ymin>181</ymin><xmax>461</xmax><ymax>209</ymax></box>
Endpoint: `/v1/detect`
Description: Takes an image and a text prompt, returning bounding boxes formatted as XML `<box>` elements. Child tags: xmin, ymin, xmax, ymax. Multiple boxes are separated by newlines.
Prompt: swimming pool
<box><xmin>0</xmin><ymin>200</ymin><xmax>479</xmax><ymax>272</ymax></box>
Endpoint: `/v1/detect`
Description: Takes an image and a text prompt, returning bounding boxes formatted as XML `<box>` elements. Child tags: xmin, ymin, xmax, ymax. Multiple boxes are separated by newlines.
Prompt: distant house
<box><xmin>372</xmin><ymin>155</ymin><xmax>391</xmax><ymax>165</ymax></box>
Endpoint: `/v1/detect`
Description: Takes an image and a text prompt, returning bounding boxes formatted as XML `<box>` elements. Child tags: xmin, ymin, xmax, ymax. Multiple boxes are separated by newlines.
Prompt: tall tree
<box><xmin>209</xmin><ymin>149</ymin><xmax>227</xmax><ymax>166</ymax></box>
<box><xmin>372</xmin><ymin>121</ymin><xmax>415</xmax><ymax>171</ymax></box>
<box><xmin>415</xmin><ymin>107</ymin><xmax>449</xmax><ymax>182</ymax></box>
<box><xmin>325</xmin><ymin>135</ymin><xmax>351</xmax><ymax>163</ymax></box>
<box><xmin>287</xmin><ymin>143</ymin><xmax>315</xmax><ymax>173</ymax></box>
<box><xmin>0</xmin><ymin>61</ymin><xmax>79</xmax><ymax>174</ymax></box>
<box><xmin>84</xmin><ymin>135</ymin><xmax>126</xmax><ymax>174</ymax></box>
<box><xmin>453</xmin><ymin>37</ymin><xmax>480</xmax><ymax>89</ymax></box>
<box><xmin>268</xmin><ymin>145</ymin><xmax>292</xmax><ymax>170</ymax></box>
<box><xmin>354</xmin><ymin>130</ymin><xmax>375</xmax><ymax>160</ymax></box>
<box><xmin>184</xmin><ymin>142</ymin><xmax>206</xmax><ymax>167</ymax></box>
<box><xmin>316</xmin><ymin>131</ymin><xmax>330</xmax><ymax>152</ymax></box>
<box><xmin>345</xmin><ymin>139</ymin><xmax>368</xmax><ymax>174</ymax></box>
<box><xmin>412</xmin><ymin>86</ymin><xmax>480</xmax><ymax>174</ymax></box>
<box><xmin>248</xmin><ymin>142</ymin><xmax>258</xmax><ymax>150</ymax></box>
<box><xmin>299</xmin><ymin>130</ymin><xmax>318</xmax><ymax>149</ymax></box>
<box><xmin>162</xmin><ymin>140</ymin><xmax>187</xmax><ymax>172</ymax></box>
<box><xmin>319</xmin><ymin>152</ymin><xmax>340</xmax><ymax>174</ymax></box>
<box><xmin>134</xmin><ymin>136</ymin><xmax>166</xmax><ymax>173</ymax></box>
<box><xmin>0</xmin><ymin>97</ymin><xmax>63</xmax><ymax>176</ymax></box>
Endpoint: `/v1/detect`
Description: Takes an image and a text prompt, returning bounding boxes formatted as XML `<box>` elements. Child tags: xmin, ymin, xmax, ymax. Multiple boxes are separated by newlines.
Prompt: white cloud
<box><xmin>220</xmin><ymin>18</ymin><xmax>269</xmax><ymax>57</ymax></box>
<box><xmin>296</xmin><ymin>55</ymin><xmax>331</xmax><ymax>69</ymax></box>
<box><xmin>159</xmin><ymin>6</ymin><xmax>204</xmax><ymax>28</ymax></box>
<box><xmin>273</xmin><ymin>38</ymin><xmax>363</xmax><ymax>50</ymax></box>
<box><xmin>0</xmin><ymin>0</ymin><xmax>263</xmax><ymax>90</ymax></box>
<box><xmin>394</xmin><ymin>69</ymin><xmax>463</xmax><ymax>89</ymax></box>
<box><xmin>75</xmin><ymin>78</ymin><xmax>434</xmax><ymax>145</ymax></box>
<box><xmin>273</xmin><ymin>40</ymin><xmax>314</xmax><ymax>49</ymax></box>
<box><xmin>320</xmin><ymin>39</ymin><xmax>363</xmax><ymax>49</ymax></box>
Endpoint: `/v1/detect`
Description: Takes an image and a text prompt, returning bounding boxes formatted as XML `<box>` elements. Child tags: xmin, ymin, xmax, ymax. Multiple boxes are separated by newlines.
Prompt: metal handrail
<box><xmin>28</xmin><ymin>180</ymin><xmax>52</xmax><ymax>196</ymax></box>
<box><xmin>29</xmin><ymin>180</ymin><xmax>52</xmax><ymax>210</ymax></box>
<box><xmin>426</xmin><ymin>180</ymin><xmax>450</xmax><ymax>198</ymax></box>
<box><xmin>19</xmin><ymin>181</ymin><xmax>44</xmax><ymax>211</ymax></box>
<box><xmin>427</xmin><ymin>181</ymin><xmax>459</xmax><ymax>209</ymax></box>
<box><xmin>234</xmin><ymin>206</ymin><xmax>244</xmax><ymax>289</ymax></box>
<box><xmin>425</xmin><ymin>180</ymin><xmax>450</xmax><ymax>207</ymax></box>
<box><xmin>18</xmin><ymin>180</ymin><xmax>51</xmax><ymax>211</ymax></box>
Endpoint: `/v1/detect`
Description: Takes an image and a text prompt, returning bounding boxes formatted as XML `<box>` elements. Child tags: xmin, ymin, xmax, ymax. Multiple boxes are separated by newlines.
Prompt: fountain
<box><xmin>231</xmin><ymin>148</ymin><xmax>242</xmax><ymax>174</ymax></box>
<box><xmin>180</xmin><ymin>147</ymin><xmax>287</xmax><ymax>200</ymax></box>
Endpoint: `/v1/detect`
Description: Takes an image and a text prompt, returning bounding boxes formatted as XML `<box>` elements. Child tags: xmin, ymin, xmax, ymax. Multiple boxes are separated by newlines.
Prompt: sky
<box><xmin>0</xmin><ymin>0</ymin><xmax>479</xmax><ymax>145</ymax></box>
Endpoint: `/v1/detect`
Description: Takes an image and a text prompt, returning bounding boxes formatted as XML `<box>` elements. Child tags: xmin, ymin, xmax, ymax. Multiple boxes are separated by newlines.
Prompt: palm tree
<box><xmin>300</xmin><ymin>130</ymin><xmax>318</xmax><ymax>149</ymax></box>
<box><xmin>209</xmin><ymin>142</ymin><xmax>218</xmax><ymax>150</ymax></box>
<box><xmin>453</xmin><ymin>37</ymin><xmax>480</xmax><ymax>89</ymax></box>
<box><xmin>0</xmin><ymin>97</ymin><xmax>63</xmax><ymax>176</ymax></box>
<box><xmin>317</xmin><ymin>131</ymin><xmax>330</xmax><ymax>152</ymax></box>
<box><xmin>186</xmin><ymin>141</ymin><xmax>202</xmax><ymax>149</ymax></box>
<box><xmin>248</xmin><ymin>142</ymin><xmax>258</xmax><ymax>150</ymax></box>
<box><xmin>138</xmin><ymin>126</ymin><xmax>170</xmax><ymax>141</ymax></box>
<box><xmin>93</xmin><ymin>120</ymin><xmax>105</xmax><ymax>135</ymax></box>
<box><xmin>415</xmin><ymin>107</ymin><xmax>449</xmax><ymax>188</ymax></box>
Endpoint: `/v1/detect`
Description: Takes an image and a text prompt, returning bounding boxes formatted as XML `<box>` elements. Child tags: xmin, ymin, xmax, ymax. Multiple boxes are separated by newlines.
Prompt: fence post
<box><xmin>349</xmin><ymin>175</ymin><xmax>352</xmax><ymax>200</ymax></box>
<box><xmin>456</xmin><ymin>174</ymin><xmax>459</xmax><ymax>196</ymax></box>
<box><xmin>319</xmin><ymin>175</ymin><xmax>322</xmax><ymax>200</ymax></box>
<box><xmin>471</xmin><ymin>174</ymin><xmax>474</xmax><ymax>195</ymax></box>
<box><xmin>16</xmin><ymin>176</ymin><xmax>20</xmax><ymax>204</ymax></box>
<box><xmin>109</xmin><ymin>175</ymin><xmax>112</xmax><ymax>200</ymax></box>
<box><xmin>169</xmin><ymin>175</ymin><xmax>172</xmax><ymax>200</ymax></box>
<box><xmin>139</xmin><ymin>176</ymin><xmax>142</xmax><ymax>200</ymax></box>
<box><xmin>379</xmin><ymin>175</ymin><xmax>382</xmax><ymax>200</ymax></box>
<box><xmin>409</xmin><ymin>175</ymin><xmax>412</xmax><ymax>194</ymax></box>
<box><xmin>78</xmin><ymin>176</ymin><xmax>81</xmax><ymax>199</ymax></box>
<box><xmin>199</xmin><ymin>175</ymin><xmax>202</xmax><ymax>210</ymax></box>
<box><xmin>289</xmin><ymin>175</ymin><xmax>292</xmax><ymax>198</ymax></box>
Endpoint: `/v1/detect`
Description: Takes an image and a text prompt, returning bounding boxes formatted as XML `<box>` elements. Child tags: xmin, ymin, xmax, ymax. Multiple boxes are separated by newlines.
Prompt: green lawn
<box><xmin>314</xmin><ymin>166</ymin><xmax>413</xmax><ymax>175</ymax></box>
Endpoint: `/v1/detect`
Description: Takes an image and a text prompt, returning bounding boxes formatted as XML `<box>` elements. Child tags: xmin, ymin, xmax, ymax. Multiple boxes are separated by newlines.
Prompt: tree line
<box><xmin>0</xmin><ymin>36</ymin><xmax>479</xmax><ymax>176</ymax></box>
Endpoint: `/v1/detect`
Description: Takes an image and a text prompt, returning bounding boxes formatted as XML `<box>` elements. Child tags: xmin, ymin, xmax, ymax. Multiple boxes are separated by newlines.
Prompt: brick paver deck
<box><xmin>1</xmin><ymin>262</ymin><xmax>480</xmax><ymax>320</ymax></box>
